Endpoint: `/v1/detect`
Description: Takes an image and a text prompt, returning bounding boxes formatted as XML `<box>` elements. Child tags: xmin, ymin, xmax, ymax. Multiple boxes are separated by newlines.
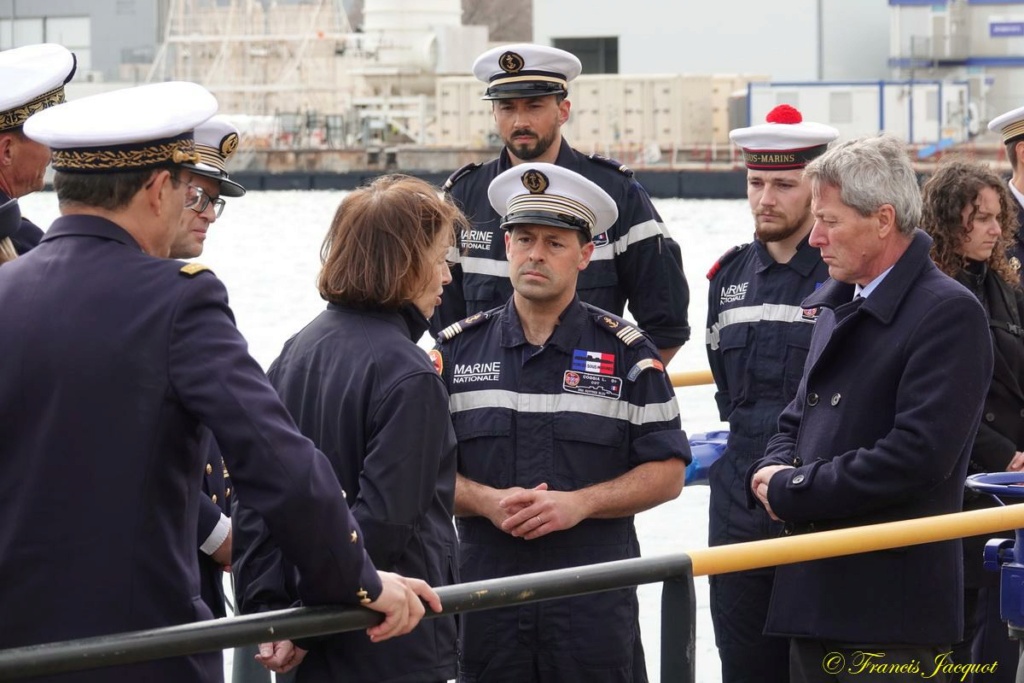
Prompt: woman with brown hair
<box><xmin>922</xmin><ymin>159</ymin><xmax>1024</xmax><ymax>680</ymax></box>
<box><xmin>233</xmin><ymin>174</ymin><xmax>466</xmax><ymax>682</ymax></box>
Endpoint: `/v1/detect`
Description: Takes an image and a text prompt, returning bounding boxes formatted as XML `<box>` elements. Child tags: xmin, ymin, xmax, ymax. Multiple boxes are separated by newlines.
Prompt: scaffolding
<box><xmin>146</xmin><ymin>0</ymin><xmax>363</xmax><ymax>116</ymax></box>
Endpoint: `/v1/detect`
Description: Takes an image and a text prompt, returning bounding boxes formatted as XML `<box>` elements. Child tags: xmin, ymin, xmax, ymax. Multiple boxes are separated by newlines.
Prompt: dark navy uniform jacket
<box><xmin>0</xmin><ymin>187</ymin><xmax>42</xmax><ymax>254</ymax></box>
<box><xmin>198</xmin><ymin>430</ymin><xmax>231</xmax><ymax>617</ymax></box>
<box><xmin>0</xmin><ymin>215</ymin><xmax>382</xmax><ymax>683</ymax></box>
<box><xmin>706</xmin><ymin>235</ymin><xmax>829</xmax><ymax>454</ymax></box>
<box><xmin>436</xmin><ymin>141</ymin><xmax>691</xmax><ymax>350</ymax></box>
<box><xmin>435</xmin><ymin>297</ymin><xmax>689</xmax><ymax>677</ymax></box>
<box><xmin>748</xmin><ymin>231</ymin><xmax>992</xmax><ymax>645</ymax></box>
<box><xmin>233</xmin><ymin>304</ymin><xmax>458</xmax><ymax>683</ymax></box>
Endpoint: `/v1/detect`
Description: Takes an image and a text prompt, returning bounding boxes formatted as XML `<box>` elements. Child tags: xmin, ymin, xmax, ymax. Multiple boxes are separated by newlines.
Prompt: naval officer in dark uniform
<box><xmin>0</xmin><ymin>43</ymin><xmax>76</xmax><ymax>253</ymax></box>
<box><xmin>435</xmin><ymin>44</ymin><xmax>690</xmax><ymax>363</ymax></box>
<box><xmin>0</xmin><ymin>80</ymin><xmax>439</xmax><ymax>683</ymax></box>
<box><xmin>169</xmin><ymin>116</ymin><xmax>249</xmax><ymax>622</ymax></box>
<box><xmin>988</xmin><ymin>105</ymin><xmax>1024</xmax><ymax>279</ymax></box>
<box><xmin>706</xmin><ymin>105</ymin><xmax>836</xmax><ymax>683</ymax></box>
<box><xmin>436</xmin><ymin>163</ymin><xmax>689</xmax><ymax>682</ymax></box>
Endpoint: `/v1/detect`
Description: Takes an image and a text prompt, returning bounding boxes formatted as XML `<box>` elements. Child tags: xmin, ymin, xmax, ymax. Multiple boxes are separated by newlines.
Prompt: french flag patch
<box><xmin>572</xmin><ymin>349</ymin><xmax>615</xmax><ymax>375</ymax></box>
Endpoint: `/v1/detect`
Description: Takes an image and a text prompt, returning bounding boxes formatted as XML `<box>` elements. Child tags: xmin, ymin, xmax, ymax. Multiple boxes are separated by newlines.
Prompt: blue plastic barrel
<box><xmin>685</xmin><ymin>430</ymin><xmax>728</xmax><ymax>486</ymax></box>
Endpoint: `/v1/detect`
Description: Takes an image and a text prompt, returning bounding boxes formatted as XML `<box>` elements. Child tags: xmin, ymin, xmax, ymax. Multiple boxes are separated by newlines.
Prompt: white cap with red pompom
<box><xmin>729</xmin><ymin>104</ymin><xmax>839</xmax><ymax>170</ymax></box>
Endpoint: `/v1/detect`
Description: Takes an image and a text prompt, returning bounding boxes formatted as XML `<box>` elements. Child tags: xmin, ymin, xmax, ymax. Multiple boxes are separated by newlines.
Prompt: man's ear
<box><xmin>0</xmin><ymin>134</ymin><xmax>15</xmax><ymax>166</ymax></box>
<box><xmin>578</xmin><ymin>239</ymin><xmax>595</xmax><ymax>270</ymax></box>
<box><xmin>145</xmin><ymin>169</ymin><xmax>174</xmax><ymax>214</ymax></box>
<box><xmin>558</xmin><ymin>98</ymin><xmax>571</xmax><ymax>126</ymax></box>
<box><xmin>876</xmin><ymin>204</ymin><xmax>897</xmax><ymax>239</ymax></box>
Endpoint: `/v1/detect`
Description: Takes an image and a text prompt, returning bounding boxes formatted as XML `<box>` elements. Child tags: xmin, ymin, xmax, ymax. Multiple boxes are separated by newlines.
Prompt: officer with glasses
<box><xmin>170</xmin><ymin>118</ymin><xmax>250</xmax><ymax>662</ymax></box>
<box><xmin>173</xmin><ymin>116</ymin><xmax>244</xmax><ymax>260</ymax></box>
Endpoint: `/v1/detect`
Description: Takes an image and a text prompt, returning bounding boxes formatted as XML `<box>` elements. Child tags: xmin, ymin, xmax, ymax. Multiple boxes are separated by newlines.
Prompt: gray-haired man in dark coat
<box><xmin>748</xmin><ymin>135</ymin><xmax>993</xmax><ymax>682</ymax></box>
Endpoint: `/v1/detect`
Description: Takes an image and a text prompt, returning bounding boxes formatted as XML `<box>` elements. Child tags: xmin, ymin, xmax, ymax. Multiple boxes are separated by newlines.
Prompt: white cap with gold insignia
<box><xmin>0</xmin><ymin>44</ymin><xmax>76</xmax><ymax>133</ymax></box>
<box><xmin>182</xmin><ymin>116</ymin><xmax>246</xmax><ymax>197</ymax></box>
<box><xmin>23</xmin><ymin>81</ymin><xmax>217</xmax><ymax>173</ymax></box>
<box><xmin>730</xmin><ymin>104</ymin><xmax>839</xmax><ymax>171</ymax></box>
<box><xmin>988</xmin><ymin>105</ymin><xmax>1024</xmax><ymax>145</ymax></box>
<box><xmin>472</xmin><ymin>43</ymin><xmax>582</xmax><ymax>101</ymax></box>
<box><xmin>487</xmin><ymin>162</ymin><xmax>618</xmax><ymax>241</ymax></box>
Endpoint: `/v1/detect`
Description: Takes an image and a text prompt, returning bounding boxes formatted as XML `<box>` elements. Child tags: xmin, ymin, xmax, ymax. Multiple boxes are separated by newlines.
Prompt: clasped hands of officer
<box><xmin>255</xmin><ymin>570</ymin><xmax>443</xmax><ymax>674</ymax></box>
<box><xmin>750</xmin><ymin>465</ymin><xmax>795</xmax><ymax>522</ymax></box>
<box><xmin>497</xmin><ymin>482</ymin><xmax>589</xmax><ymax>540</ymax></box>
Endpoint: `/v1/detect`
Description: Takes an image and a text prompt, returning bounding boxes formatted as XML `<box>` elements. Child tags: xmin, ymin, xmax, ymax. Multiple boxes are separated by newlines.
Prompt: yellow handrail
<box><xmin>669</xmin><ymin>369</ymin><xmax>714</xmax><ymax>388</ymax></box>
<box><xmin>687</xmin><ymin>504</ymin><xmax>1024</xmax><ymax>576</ymax></box>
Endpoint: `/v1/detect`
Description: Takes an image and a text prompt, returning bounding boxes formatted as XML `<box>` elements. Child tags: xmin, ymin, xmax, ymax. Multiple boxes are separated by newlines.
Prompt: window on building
<box><xmin>0</xmin><ymin>16</ymin><xmax>91</xmax><ymax>72</ymax></box>
<box><xmin>0</xmin><ymin>18</ymin><xmax>43</xmax><ymax>51</ymax></box>
<box><xmin>551</xmin><ymin>37</ymin><xmax>618</xmax><ymax>74</ymax></box>
<box><xmin>830</xmin><ymin>91</ymin><xmax>853</xmax><ymax>124</ymax></box>
<box><xmin>926</xmin><ymin>90</ymin><xmax>939</xmax><ymax>121</ymax></box>
<box><xmin>46</xmin><ymin>17</ymin><xmax>92</xmax><ymax>73</ymax></box>
<box><xmin>774</xmin><ymin>92</ymin><xmax>800</xmax><ymax>108</ymax></box>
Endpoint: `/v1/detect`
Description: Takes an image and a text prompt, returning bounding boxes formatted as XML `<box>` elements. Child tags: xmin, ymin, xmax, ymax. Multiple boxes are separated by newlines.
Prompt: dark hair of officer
<box><xmin>318</xmin><ymin>174</ymin><xmax>465</xmax><ymax>308</ymax></box>
<box><xmin>54</xmin><ymin>163</ymin><xmax>182</xmax><ymax>212</ymax></box>
<box><xmin>922</xmin><ymin>159</ymin><xmax>1020</xmax><ymax>285</ymax></box>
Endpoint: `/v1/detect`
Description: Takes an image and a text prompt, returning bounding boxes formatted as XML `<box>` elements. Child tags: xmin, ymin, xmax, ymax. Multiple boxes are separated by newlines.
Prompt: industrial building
<box><xmin>3</xmin><ymin>0</ymin><xmax>1024</xmax><ymax>160</ymax></box>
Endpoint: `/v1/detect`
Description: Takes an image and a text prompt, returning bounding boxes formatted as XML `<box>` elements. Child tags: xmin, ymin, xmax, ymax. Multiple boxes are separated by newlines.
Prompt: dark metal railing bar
<box><xmin>0</xmin><ymin>553</ymin><xmax>695</xmax><ymax>681</ymax></box>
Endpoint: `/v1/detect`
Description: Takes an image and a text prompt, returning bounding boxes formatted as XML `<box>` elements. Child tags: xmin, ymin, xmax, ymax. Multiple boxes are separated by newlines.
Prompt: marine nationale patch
<box><xmin>179</xmin><ymin>263</ymin><xmax>212</xmax><ymax>277</ymax></box>
<box><xmin>563</xmin><ymin>370</ymin><xmax>622</xmax><ymax>400</ymax></box>
<box><xmin>428</xmin><ymin>349</ymin><xmax>444</xmax><ymax>375</ymax></box>
<box><xmin>627</xmin><ymin>358</ymin><xmax>664</xmax><ymax>381</ymax></box>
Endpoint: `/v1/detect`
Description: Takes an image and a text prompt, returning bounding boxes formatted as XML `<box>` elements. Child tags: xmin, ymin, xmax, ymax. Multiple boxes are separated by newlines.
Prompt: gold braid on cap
<box><xmin>0</xmin><ymin>85</ymin><xmax>66</xmax><ymax>132</ymax></box>
<box><xmin>52</xmin><ymin>134</ymin><xmax>199</xmax><ymax>172</ymax></box>
<box><xmin>1002</xmin><ymin>120</ymin><xmax>1024</xmax><ymax>144</ymax></box>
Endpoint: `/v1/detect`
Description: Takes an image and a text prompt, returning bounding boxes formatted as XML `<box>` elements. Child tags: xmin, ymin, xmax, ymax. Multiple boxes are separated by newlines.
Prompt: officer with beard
<box><xmin>704</xmin><ymin>105</ymin><xmax>837</xmax><ymax>683</ymax></box>
<box><xmin>436</xmin><ymin>44</ymin><xmax>690</xmax><ymax>364</ymax></box>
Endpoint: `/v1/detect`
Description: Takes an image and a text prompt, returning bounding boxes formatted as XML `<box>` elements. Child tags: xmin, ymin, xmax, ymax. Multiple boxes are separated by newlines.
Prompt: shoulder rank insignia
<box><xmin>706</xmin><ymin>243</ymin><xmax>749</xmax><ymax>281</ymax></box>
<box><xmin>443</xmin><ymin>162</ymin><xmax>482</xmax><ymax>192</ymax></box>
<box><xmin>627</xmin><ymin>357</ymin><xmax>665</xmax><ymax>381</ymax></box>
<box><xmin>179</xmin><ymin>263</ymin><xmax>213</xmax><ymax>277</ymax></box>
<box><xmin>597</xmin><ymin>314</ymin><xmax>645</xmax><ymax>347</ymax></box>
<box><xmin>588</xmin><ymin>153</ymin><xmax>634</xmax><ymax>177</ymax></box>
<box><xmin>437</xmin><ymin>310</ymin><xmax>490</xmax><ymax>343</ymax></box>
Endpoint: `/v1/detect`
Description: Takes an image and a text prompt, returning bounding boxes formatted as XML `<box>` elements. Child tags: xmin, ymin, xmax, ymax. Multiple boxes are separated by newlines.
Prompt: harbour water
<box><xmin>18</xmin><ymin>191</ymin><xmax>757</xmax><ymax>682</ymax></box>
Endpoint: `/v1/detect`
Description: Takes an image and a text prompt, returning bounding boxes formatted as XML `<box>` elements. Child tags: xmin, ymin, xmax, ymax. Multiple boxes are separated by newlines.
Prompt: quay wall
<box><xmin>229</xmin><ymin>145</ymin><xmax>1011</xmax><ymax>200</ymax></box>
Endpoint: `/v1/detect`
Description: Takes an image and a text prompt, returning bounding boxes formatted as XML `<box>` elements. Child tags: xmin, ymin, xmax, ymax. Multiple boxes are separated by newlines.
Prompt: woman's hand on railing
<box><xmin>366</xmin><ymin>572</ymin><xmax>442</xmax><ymax>643</ymax></box>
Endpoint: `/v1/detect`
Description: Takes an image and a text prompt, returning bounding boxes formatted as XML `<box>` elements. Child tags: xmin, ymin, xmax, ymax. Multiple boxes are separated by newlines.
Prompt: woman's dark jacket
<box><xmin>957</xmin><ymin>261</ymin><xmax>1024</xmax><ymax>587</ymax></box>
<box><xmin>233</xmin><ymin>303</ymin><xmax>459</xmax><ymax>683</ymax></box>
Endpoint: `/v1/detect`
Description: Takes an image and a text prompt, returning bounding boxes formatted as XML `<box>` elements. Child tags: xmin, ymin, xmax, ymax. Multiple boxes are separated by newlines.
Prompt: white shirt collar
<box><xmin>1009</xmin><ymin>179</ymin><xmax>1024</xmax><ymax>209</ymax></box>
<box><xmin>853</xmin><ymin>264</ymin><xmax>895</xmax><ymax>300</ymax></box>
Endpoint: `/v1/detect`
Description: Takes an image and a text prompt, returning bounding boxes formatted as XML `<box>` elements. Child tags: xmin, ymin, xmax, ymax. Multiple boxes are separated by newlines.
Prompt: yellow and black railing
<box><xmin>4</xmin><ymin>505</ymin><xmax>1024</xmax><ymax>681</ymax></box>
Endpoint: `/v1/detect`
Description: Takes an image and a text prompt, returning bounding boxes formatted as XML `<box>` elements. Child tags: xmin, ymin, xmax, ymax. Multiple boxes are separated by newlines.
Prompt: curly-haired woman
<box><xmin>922</xmin><ymin>159</ymin><xmax>1023</xmax><ymax>680</ymax></box>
